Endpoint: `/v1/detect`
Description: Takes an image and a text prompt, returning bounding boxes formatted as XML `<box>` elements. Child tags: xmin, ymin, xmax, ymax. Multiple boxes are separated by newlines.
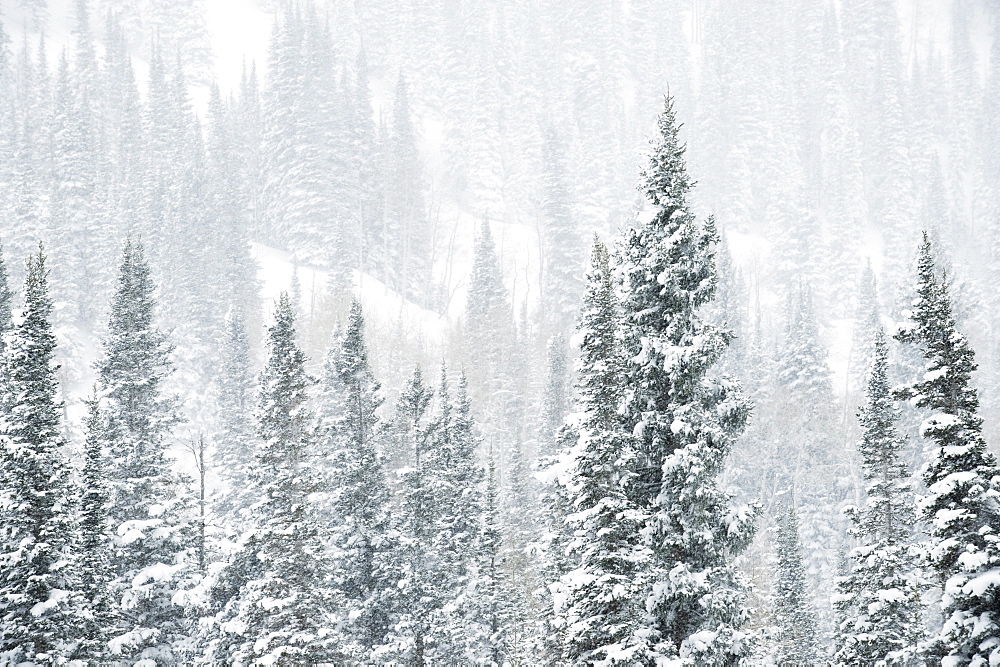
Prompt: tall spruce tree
<box><xmin>773</xmin><ymin>503</ymin><xmax>821</xmax><ymax>665</ymax></box>
<box><xmin>616</xmin><ymin>95</ymin><xmax>757</xmax><ymax>663</ymax></box>
<box><xmin>387</xmin><ymin>366</ymin><xmax>437</xmax><ymax>665</ymax></box>
<box><xmin>848</xmin><ymin>261</ymin><xmax>881</xmax><ymax>391</ymax></box>
<box><xmin>464</xmin><ymin>217</ymin><xmax>513</xmax><ymax>414</ymax></box>
<box><xmin>77</xmin><ymin>394</ymin><xmax>115</xmax><ymax>661</ymax></box>
<box><xmin>0</xmin><ymin>242</ymin><xmax>12</xmax><ymax>354</ymax></box>
<box><xmin>895</xmin><ymin>234</ymin><xmax>1000</xmax><ymax>665</ymax></box>
<box><xmin>327</xmin><ymin>300</ymin><xmax>398</xmax><ymax>660</ymax></box>
<box><xmin>214</xmin><ymin>307</ymin><xmax>256</xmax><ymax>518</ymax></box>
<box><xmin>540</xmin><ymin>125</ymin><xmax>583</xmax><ymax>336</ymax></box>
<box><xmin>386</xmin><ymin>74</ymin><xmax>430</xmax><ymax>305</ymax></box>
<box><xmin>558</xmin><ymin>236</ymin><xmax>648</xmax><ymax>663</ymax></box>
<box><xmin>778</xmin><ymin>284</ymin><xmax>833</xmax><ymax>398</ymax></box>
<box><xmin>834</xmin><ymin>330</ymin><xmax>923</xmax><ymax>665</ymax></box>
<box><xmin>96</xmin><ymin>238</ymin><xmax>187</xmax><ymax>661</ymax></box>
<box><xmin>427</xmin><ymin>370</ymin><xmax>486</xmax><ymax>660</ymax></box>
<box><xmin>210</xmin><ymin>292</ymin><xmax>336</xmax><ymax>664</ymax></box>
<box><xmin>353</xmin><ymin>46</ymin><xmax>383</xmax><ymax>276</ymax></box>
<box><xmin>0</xmin><ymin>246</ymin><xmax>81</xmax><ymax>663</ymax></box>
<box><xmin>538</xmin><ymin>335</ymin><xmax>568</xmax><ymax>458</ymax></box>
<box><xmin>774</xmin><ymin>282</ymin><xmax>843</xmax><ymax>618</ymax></box>
<box><xmin>467</xmin><ymin>445</ymin><xmax>516</xmax><ymax>666</ymax></box>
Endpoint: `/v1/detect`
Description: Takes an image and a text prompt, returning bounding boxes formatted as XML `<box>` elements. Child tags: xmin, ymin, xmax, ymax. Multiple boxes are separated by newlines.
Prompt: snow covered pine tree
<box><xmin>773</xmin><ymin>503</ymin><xmax>821</xmax><ymax>665</ymax></box>
<box><xmin>326</xmin><ymin>300</ymin><xmax>397</xmax><ymax>661</ymax></box>
<box><xmin>210</xmin><ymin>292</ymin><xmax>336</xmax><ymax>663</ymax></box>
<box><xmin>619</xmin><ymin>95</ymin><xmax>758</xmax><ymax>665</ymax></box>
<box><xmin>96</xmin><ymin>238</ymin><xmax>188</xmax><ymax>661</ymax></box>
<box><xmin>0</xmin><ymin>246</ymin><xmax>81</xmax><ymax>663</ymax></box>
<box><xmin>834</xmin><ymin>329</ymin><xmax>923</xmax><ymax>665</ymax></box>
<box><xmin>557</xmin><ymin>96</ymin><xmax>759</xmax><ymax>665</ymax></box>
<box><xmin>895</xmin><ymin>234</ymin><xmax>1000</xmax><ymax>665</ymax></box>
<box><xmin>558</xmin><ymin>235</ymin><xmax>648</xmax><ymax>663</ymax></box>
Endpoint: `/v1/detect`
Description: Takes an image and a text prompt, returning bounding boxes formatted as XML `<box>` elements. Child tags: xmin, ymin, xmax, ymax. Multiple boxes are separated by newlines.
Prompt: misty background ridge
<box><xmin>0</xmin><ymin>0</ymin><xmax>996</xmax><ymax>664</ymax></box>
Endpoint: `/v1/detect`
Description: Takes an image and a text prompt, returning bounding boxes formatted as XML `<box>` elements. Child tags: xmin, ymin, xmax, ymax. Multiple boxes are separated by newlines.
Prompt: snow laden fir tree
<box><xmin>895</xmin><ymin>235</ymin><xmax>1000</xmax><ymax>666</ymax></box>
<box><xmin>834</xmin><ymin>329</ymin><xmax>923</xmax><ymax>666</ymax></box>
<box><xmin>0</xmin><ymin>246</ymin><xmax>80</xmax><ymax>663</ymax></box>
<box><xmin>551</xmin><ymin>96</ymin><xmax>758</xmax><ymax>665</ymax></box>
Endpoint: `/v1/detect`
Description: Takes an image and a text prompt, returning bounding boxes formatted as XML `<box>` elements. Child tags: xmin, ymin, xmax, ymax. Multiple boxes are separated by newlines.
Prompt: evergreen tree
<box><xmin>96</xmin><ymin>238</ymin><xmax>188</xmax><ymax>661</ymax></box>
<box><xmin>848</xmin><ymin>260</ymin><xmax>881</xmax><ymax>391</ymax></box>
<box><xmin>386</xmin><ymin>364</ymin><xmax>432</xmax><ymax>470</ymax></box>
<box><xmin>0</xmin><ymin>242</ymin><xmax>12</xmax><ymax>355</ymax></box>
<box><xmin>388</xmin><ymin>366</ymin><xmax>437</xmax><ymax>665</ymax></box>
<box><xmin>463</xmin><ymin>218</ymin><xmax>518</xmax><ymax>460</ymax></box>
<box><xmin>353</xmin><ymin>46</ymin><xmax>383</xmax><ymax>276</ymax></box>
<box><xmin>538</xmin><ymin>335</ymin><xmax>568</xmax><ymax>458</ymax></box>
<box><xmin>540</xmin><ymin>125</ymin><xmax>583</xmax><ymax>336</ymax></box>
<box><xmin>427</xmin><ymin>370</ymin><xmax>486</xmax><ymax>660</ymax></box>
<box><xmin>773</xmin><ymin>503</ymin><xmax>821</xmax><ymax>665</ymax></box>
<box><xmin>616</xmin><ymin>95</ymin><xmax>757</xmax><ymax>663</ymax></box>
<box><xmin>327</xmin><ymin>300</ymin><xmax>397</xmax><ymax>660</ymax></box>
<box><xmin>834</xmin><ymin>330</ymin><xmax>923</xmax><ymax>665</ymax></box>
<box><xmin>210</xmin><ymin>293</ymin><xmax>336</xmax><ymax>664</ymax></box>
<box><xmin>774</xmin><ymin>283</ymin><xmax>843</xmax><ymax>618</ymax></box>
<box><xmin>895</xmin><ymin>234</ymin><xmax>1000</xmax><ymax>665</ymax></box>
<box><xmin>558</xmin><ymin>236</ymin><xmax>648</xmax><ymax>663</ymax></box>
<box><xmin>386</xmin><ymin>74</ymin><xmax>430</xmax><ymax>305</ymax></box>
<box><xmin>214</xmin><ymin>308</ymin><xmax>256</xmax><ymax>519</ymax></box>
<box><xmin>0</xmin><ymin>246</ymin><xmax>81</xmax><ymax>662</ymax></box>
<box><xmin>466</xmin><ymin>218</ymin><xmax>510</xmax><ymax>368</ymax></box>
<box><xmin>76</xmin><ymin>394</ymin><xmax>115</xmax><ymax>661</ymax></box>
<box><xmin>206</xmin><ymin>85</ymin><xmax>260</xmax><ymax>323</ymax></box>
<box><xmin>314</xmin><ymin>324</ymin><xmax>345</xmax><ymax>451</ymax></box>
<box><xmin>467</xmin><ymin>446</ymin><xmax>516</xmax><ymax>666</ymax></box>
<box><xmin>778</xmin><ymin>284</ymin><xmax>833</xmax><ymax>397</ymax></box>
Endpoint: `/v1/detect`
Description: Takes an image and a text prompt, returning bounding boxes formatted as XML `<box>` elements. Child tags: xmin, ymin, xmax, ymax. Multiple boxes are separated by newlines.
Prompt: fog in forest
<box><xmin>0</xmin><ymin>0</ymin><xmax>997</xmax><ymax>664</ymax></box>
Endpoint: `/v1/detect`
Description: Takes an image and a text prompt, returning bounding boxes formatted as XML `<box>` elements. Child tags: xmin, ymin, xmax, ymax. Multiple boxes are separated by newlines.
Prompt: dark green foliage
<box><xmin>388</xmin><ymin>367</ymin><xmax>437</xmax><ymax>664</ymax></box>
<box><xmin>0</xmin><ymin>243</ymin><xmax>12</xmax><ymax>355</ymax></box>
<box><xmin>326</xmin><ymin>300</ymin><xmax>397</xmax><ymax>659</ymax></box>
<box><xmin>96</xmin><ymin>238</ymin><xmax>188</xmax><ymax>661</ymax></box>
<box><xmin>774</xmin><ymin>504</ymin><xmax>820</xmax><ymax>665</ymax></box>
<box><xmin>834</xmin><ymin>330</ymin><xmax>923</xmax><ymax>665</ymax></box>
<box><xmin>894</xmin><ymin>234</ymin><xmax>1000</xmax><ymax>665</ymax></box>
<box><xmin>77</xmin><ymin>394</ymin><xmax>115</xmax><ymax>661</ymax></box>
<box><xmin>211</xmin><ymin>292</ymin><xmax>337</xmax><ymax>664</ymax></box>
<box><xmin>0</xmin><ymin>246</ymin><xmax>81</xmax><ymax>662</ymax></box>
<box><xmin>616</xmin><ymin>96</ymin><xmax>757</xmax><ymax>663</ymax></box>
<box><xmin>558</xmin><ymin>236</ymin><xmax>648</xmax><ymax>664</ymax></box>
<box><xmin>98</xmin><ymin>238</ymin><xmax>179</xmax><ymax>517</ymax></box>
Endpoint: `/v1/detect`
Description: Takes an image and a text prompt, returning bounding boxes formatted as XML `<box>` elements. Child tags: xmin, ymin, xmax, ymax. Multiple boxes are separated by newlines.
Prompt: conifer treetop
<box><xmin>5</xmin><ymin>244</ymin><xmax>62</xmax><ymax>451</ymax></box>
<box><xmin>894</xmin><ymin>232</ymin><xmax>1000</xmax><ymax>665</ymax></box>
<box><xmin>0</xmin><ymin>241</ymin><xmax>13</xmax><ymax>351</ymax></box>
<box><xmin>642</xmin><ymin>95</ymin><xmax>693</xmax><ymax>214</ymax></box>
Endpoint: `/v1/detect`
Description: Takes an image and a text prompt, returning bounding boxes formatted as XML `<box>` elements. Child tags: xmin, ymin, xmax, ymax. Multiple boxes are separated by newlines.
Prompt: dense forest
<box><xmin>0</xmin><ymin>0</ymin><xmax>999</xmax><ymax>664</ymax></box>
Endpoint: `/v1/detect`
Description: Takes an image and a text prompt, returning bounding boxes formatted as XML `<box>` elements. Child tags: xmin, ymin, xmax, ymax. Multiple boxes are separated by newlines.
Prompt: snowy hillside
<box><xmin>0</xmin><ymin>0</ymin><xmax>999</xmax><ymax>664</ymax></box>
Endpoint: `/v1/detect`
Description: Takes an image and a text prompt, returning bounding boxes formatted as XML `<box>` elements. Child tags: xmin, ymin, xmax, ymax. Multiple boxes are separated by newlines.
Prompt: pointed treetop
<box><xmin>107</xmin><ymin>237</ymin><xmax>158</xmax><ymax>336</ymax></box>
<box><xmin>0</xmin><ymin>241</ymin><xmax>13</xmax><ymax>350</ymax></box>
<box><xmin>22</xmin><ymin>242</ymin><xmax>54</xmax><ymax>331</ymax></box>
<box><xmin>342</xmin><ymin>299</ymin><xmax>374</xmax><ymax>378</ymax></box>
<box><xmin>642</xmin><ymin>95</ymin><xmax>693</xmax><ymax>214</ymax></box>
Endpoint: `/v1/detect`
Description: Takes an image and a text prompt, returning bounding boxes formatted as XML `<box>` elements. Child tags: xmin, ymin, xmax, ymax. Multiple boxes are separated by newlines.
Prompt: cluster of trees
<box><xmin>1</xmin><ymin>0</ymin><xmax>999</xmax><ymax>664</ymax></box>
<box><xmin>4</xmin><ymin>92</ymin><xmax>1000</xmax><ymax>666</ymax></box>
<box><xmin>0</xmin><ymin>237</ymin><xmax>519</xmax><ymax>664</ymax></box>
<box><xmin>542</xmin><ymin>99</ymin><xmax>1000</xmax><ymax>666</ymax></box>
<box><xmin>0</xmin><ymin>0</ymin><xmax>445</xmax><ymax>390</ymax></box>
